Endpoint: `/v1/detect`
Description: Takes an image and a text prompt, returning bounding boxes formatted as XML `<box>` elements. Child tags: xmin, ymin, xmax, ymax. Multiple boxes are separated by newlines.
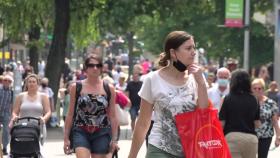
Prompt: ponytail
<box><xmin>158</xmin><ymin>52</ymin><xmax>170</xmax><ymax>67</ymax></box>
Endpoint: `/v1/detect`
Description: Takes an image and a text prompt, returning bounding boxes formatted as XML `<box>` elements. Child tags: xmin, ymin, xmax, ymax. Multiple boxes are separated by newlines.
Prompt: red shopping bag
<box><xmin>175</xmin><ymin>101</ymin><xmax>231</xmax><ymax>158</ymax></box>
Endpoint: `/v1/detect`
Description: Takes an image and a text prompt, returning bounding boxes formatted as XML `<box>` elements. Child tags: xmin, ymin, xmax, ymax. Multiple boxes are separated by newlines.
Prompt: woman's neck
<box><xmin>27</xmin><ymin>90</ymin><xmax>37</xmax><ymax>96</ymax></box>
<box><xmin>165</xmin><ymin>64</ymin><xmax>187</xmax><ymax>79</ymax></box>
<box><xmin>258</xmin><ymin>95</ymin><xmax>267</xmax><ymax>104</ymax></box>
<box><xmin>85</xmin><ymin>77</ymin><xmax>101</xmax><ymax>84</ymax></box>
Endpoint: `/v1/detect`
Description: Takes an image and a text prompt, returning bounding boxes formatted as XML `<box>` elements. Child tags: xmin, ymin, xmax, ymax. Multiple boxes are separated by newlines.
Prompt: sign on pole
<box><xmin>225</xmin><ymin>0</ymin><xmax>244</xmax><ymax>28</ymax></box>
<box><xmin>4</xmin><ymin>51</ymin><xmax>10</xmax><ymax>59</ymax></box>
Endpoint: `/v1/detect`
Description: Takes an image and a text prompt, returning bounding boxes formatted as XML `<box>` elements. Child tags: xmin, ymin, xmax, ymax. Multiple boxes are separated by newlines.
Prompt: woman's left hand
<box><xmin>110</xmin><ymin>141</ymin><xmax>120</xmax><ymax>153</ymax></box>
<box><xmin>275</xmin><ymin>137</ymin><xmax>280</xmax><ymax>147</ymax></box>
<box><xmin>40</xmin><ymin>116</ymin><xmax>46</xmax><ymax>124</ymax></box>
<box><xmin>188</xmin><ymin>64</ymin><xmax>204</xmax><ymax>84</ymax></box>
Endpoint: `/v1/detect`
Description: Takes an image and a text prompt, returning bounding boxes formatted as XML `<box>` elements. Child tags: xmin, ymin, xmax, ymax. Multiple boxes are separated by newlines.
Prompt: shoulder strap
<box><xmin>10</xmin><ymin>90</ymin><xmax>14</xmax><ymax>103</ymax></box>
<box><xmin>103</xmin><ymin>81</ymin><xmax>111</xmax><ymax>104</ymax></box>
<box><xmin>72</xmin><ymin>81</ymin><xmax>110</xmax><ymax>121</ymax></box>
<box><xmin>73</xmin><ymin>82</ymin><xmax>82</xmax><ymax>121</ymax></box>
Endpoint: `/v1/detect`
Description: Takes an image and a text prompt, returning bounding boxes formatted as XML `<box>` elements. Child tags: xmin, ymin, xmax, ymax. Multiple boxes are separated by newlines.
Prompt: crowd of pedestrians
<box><xmin>0</xmin><ymin>30</ymin><xmax>280</xmax><ymax>158</ymax></box>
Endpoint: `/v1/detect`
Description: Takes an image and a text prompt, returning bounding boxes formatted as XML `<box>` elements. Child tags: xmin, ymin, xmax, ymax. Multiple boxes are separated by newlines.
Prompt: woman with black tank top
<box><xmin>64</xmin><ymin>54</ymin><xmax>119</xmax><ymax>158</ymax></box>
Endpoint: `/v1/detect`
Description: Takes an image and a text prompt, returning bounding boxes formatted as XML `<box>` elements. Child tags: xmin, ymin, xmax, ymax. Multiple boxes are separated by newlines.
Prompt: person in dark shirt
<box><xmin>63</xmin><ymin>62</ymin><xmax>72</xmax><ymax>83</ymax></box>
<box><xmin>105</xmin><ymin>56</ymin><xmax>114</xmax><ymax>71</ymax></box>
<box><xmin>125</xmin><ymin>72</ymin><xmax>142</xmax><ymax>131</ymax></box>
<box><xmin>0</xmin><ymin>64</ymin><xmax>4</xmax><ymax>75</ymax></box>
<box><xmin>219</xmin><ymin>69</ymin><xmax>261</xmax><ymax>158</ymax></box>
<box><xmin>265</xmin><ymin>81</ymin><xmax>279</xmax><ymax>103</ymax></box>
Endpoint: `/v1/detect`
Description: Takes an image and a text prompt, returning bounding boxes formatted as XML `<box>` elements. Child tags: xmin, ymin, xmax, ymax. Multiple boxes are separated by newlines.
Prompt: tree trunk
<box><xmin>28</xmin><ymin>24</ymin><xmax>40</xmax><ymax>73</ymax></box>
<box><xmin>45</xmin><ymin>0</ymin><xmax>70</xmax><ymax>104</ymax></box>
<box><xmin>127</xmin><ymin>31</ymin><xmax>134</xmax><ymax>80</ymax></box>
<box><xmin>219</xmin><ymin>56</ymin><xmax>224</xmax><ymax>68</ymax></box>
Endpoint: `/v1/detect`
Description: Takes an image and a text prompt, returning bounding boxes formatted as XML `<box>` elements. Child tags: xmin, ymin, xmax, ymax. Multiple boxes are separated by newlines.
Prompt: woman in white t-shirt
<box><xmin>128</xmin><ymin>31</ymin><xmax>208</xmax><ymax>158</ymax></box>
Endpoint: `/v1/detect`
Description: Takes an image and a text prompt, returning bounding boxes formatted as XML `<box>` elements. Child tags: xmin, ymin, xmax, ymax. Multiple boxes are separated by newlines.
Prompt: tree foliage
<box><xmin>0</xmin><ymin>0</ymin><xmax>53</xmax><ymax>43</ymax></box>
<box><xmin>132</xmin><ymin>0</ymin><xmax>274</xmax><ymax>67</ymax></box>
<box><xmin>0</xmin><ymin>0</ymin><xmax>276</xmax><ymax>103</ymax></box>
<box><xmin>69</xmin><ymin>0</ymin><xmax>106</xmax><ymax>49</ymax></box>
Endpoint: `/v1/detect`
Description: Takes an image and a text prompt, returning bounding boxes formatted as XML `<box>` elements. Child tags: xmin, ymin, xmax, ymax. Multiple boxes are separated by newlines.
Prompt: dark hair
<box><xmin>230</xmin><ymin>69</ymin><xmax>251</xmax><ymax>94</ymax></box>
<box><xmin>158</xmin><ymin>31</ymin><xmax>193</xmax><ymax>67</ymax></box>
<box><xmin>84</xmin><ymin>53</ymin><xmax>103</xmax><ymax>70</ymax></box>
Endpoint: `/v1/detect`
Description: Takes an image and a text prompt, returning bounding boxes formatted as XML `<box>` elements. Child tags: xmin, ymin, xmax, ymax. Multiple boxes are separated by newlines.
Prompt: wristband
<box><xmin>111</xmin><ymin>140</ymin><xmax>118</xmax><ymax>144</ymax></box>
<box><xmin>112</xmin><ymin>136</ymin><xmax>118</xmax><ymax>141</ymax></box>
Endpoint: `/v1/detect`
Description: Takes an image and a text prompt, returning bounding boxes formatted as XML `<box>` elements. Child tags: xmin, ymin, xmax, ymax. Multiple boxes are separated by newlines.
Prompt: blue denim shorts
<box><xmin>129</xmin><ymin>105</ymin><xmax>140</xmax><ymax>121</ymax></box>
<box><xmin>72</xmin><ymin>126</ymin><xmax>112</xmax><ymax>154</ymax></box>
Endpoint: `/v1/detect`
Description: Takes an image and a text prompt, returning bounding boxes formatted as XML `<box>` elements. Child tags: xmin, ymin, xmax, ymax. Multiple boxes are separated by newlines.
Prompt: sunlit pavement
<box><xmin>29</xmin><ymin>126</ymin><xmax>280</xmax><ymax>158</ymax></box>
<box><xmin>3</xmin><ymin>121</ymin><xmax>279</xmax><ymax>158</ymax></box>
<box><xmin>4</xmin><ymin>124</ymin><xmax>146</xmax><ymax>158</ymax></box>
<box><xmin>41</xmin><ymin>125</ymin><xmax>146</xmax><ymax>158</ymax></box>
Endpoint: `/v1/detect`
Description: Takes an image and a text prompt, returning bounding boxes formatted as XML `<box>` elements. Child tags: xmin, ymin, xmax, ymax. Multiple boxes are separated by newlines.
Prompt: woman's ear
<box><xmin>170</xmin><ymin>48</ymin><xmax>175</xmax><ymax>54</ymax></box>
<box><xmin>170</xmin><ymin>49</ymin><xmax>176</xmax><ymax>61</ymax></box>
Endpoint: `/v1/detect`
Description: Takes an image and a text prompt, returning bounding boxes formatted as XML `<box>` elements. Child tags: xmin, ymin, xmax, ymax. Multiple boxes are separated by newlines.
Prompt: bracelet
<box><xmin>112</xmin><ymin>136</ymin><xmax>118</xmax><ymax>141</ymax></box>
<box><xmin>111</xmin><ymin>140</ymin><xmax>118</xmax><ymax>144</ymax></box>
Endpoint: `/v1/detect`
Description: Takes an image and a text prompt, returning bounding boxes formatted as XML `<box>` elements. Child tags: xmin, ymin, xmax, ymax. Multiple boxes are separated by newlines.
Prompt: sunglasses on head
<box><xmin>86</xmin><ymin>63</ymin><xmax>103</xmax><ymax>68</ymax></box>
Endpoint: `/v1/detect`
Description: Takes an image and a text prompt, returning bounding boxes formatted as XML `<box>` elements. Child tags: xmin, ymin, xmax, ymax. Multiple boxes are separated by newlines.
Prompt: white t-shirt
<box><xmin>138</xmin><ymin>70</ymin><xmax>198</xmax><ymax>157</ymax></box>
<box><xmin>207</xmin><ymin>83</ymin><xmax>229</xmax><ymax>111</ymax></box>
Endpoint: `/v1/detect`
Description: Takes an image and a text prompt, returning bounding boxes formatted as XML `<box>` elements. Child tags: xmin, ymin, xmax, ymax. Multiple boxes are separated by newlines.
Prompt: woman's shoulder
<box><xmin>146</xmin><ymin>70</ymin><xmax>158</xmax><ymax>77</ymax></box>
<box><xmin>17</xmin><ymin>92</ymin><xmax>27</xmax><ymax>98</ymax></box>
<box><xmin>141</xmin><ymin>71</ymin><xmax>159</xmax><ymax>82</ymax></box>
<box><xmin>225</xmin><ymin>93</ymin><xmax>255</xmax><ymax>99</ymax></box>
<box><xmin>38</xmin><ymin>92</ymin><xmax>48</xmax><ymax>98</ymax></box>
<box><xmin>19</xmin><ymin>91</ymin><xmax>27</xmax><ymax>95</ymax></box>
<box><xmin>265</xmin><ymin>97</ymin><xmax>277</xmax><ymax>106</ymax></box>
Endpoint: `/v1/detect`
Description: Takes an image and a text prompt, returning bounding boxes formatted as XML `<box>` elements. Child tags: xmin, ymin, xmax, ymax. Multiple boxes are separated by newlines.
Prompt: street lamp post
<box><xmin>274</xmin><ymin>0</ymin><xmax>280</xmax><ymax>83</ymax></box>
<box><xmin>243</xmin><ymin>0</ymin><xmax>250</xmax><ymax>72</ymax></box>
<box><xmin>1</xmin><ymin>22</ymin><xmax>5</xmax><ymax>67</ymax></box>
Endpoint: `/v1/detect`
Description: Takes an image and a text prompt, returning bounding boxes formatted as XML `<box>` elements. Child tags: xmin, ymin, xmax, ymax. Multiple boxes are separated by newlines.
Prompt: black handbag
<box><xmin>69</xmin><ymin>82</ymin><xmax>82</xmax><ymax>151</ymax></box>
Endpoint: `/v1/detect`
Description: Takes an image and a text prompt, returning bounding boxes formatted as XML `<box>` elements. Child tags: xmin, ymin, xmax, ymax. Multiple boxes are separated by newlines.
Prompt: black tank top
<box><xmin>74</xmin><ymin>94</ymin><xmax>110</xmax><ymax>128</ymax></box>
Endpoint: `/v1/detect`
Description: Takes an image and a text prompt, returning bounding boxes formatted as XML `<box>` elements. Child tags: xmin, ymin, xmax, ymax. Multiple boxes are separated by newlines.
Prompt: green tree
<box><xmin>1</xmin><ymin>0</ymin><xmax>275</xmax><ymax>103</ymax></box>
<box><xmin>135</xmin><ymin>0</ymin><xmax>274</xmax><ymax>68</ymax></box>
<box><xmin>98</xmin><ymin>0</ymin><xmax>160</xmax><ymax>77</ymax></box>
<box><xmin>45</xmin><ymin>0</ymin><xmax>107</xmax><ymax>103</ymax></box>
<box><xmin>0</xmin><ymin>0</ymin><xmax>103</xmax><ymax>103</ymax></box>
<box><xmin>0</xmin><ymin>0</ymin><xmax>53</xmax><ymax>72</ymax></box>
<box><xmin>44</xmin><ymin>0</ymin><xmax>70</xmax><ymax>103</ymax></box>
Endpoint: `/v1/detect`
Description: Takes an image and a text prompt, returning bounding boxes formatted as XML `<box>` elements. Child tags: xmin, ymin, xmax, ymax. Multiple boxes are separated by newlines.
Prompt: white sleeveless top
<box><xmin>19</xmin><ymin>92</ymin><xmax>44</xmax><ymax>118</ymax></box>
<box><xmin>19</xmin><ymin>92</ymin><xmax>47</xmax><ymax>146</ymax></box>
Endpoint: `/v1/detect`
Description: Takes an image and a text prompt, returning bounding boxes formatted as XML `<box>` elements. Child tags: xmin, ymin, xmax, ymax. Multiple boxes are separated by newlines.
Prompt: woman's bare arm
<box><xmin>128</xmin><ymin>99</ymin><xmax>153</xmax><ymax>158</ymax></box>
<box><xmin>41</xmin><ymin>93</ymin><xmax>51</xmax><ymax>123</ymax></box>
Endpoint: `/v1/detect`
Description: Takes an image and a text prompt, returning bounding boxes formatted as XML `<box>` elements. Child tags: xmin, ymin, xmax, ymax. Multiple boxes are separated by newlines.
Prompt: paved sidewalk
<box><xmin>42</xmin><ymin>126</ymin><xmax>280</xmax><ymax>158</ymax></box>
<box><xmin>41</xmin><ymin>125</ymin><xmax>146</xmax><ymax>158</ymax></box>
<box><xmin>3</xmin><ymin>123</ymin><xmax>280</xmax><ymax>158</ymax></box>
